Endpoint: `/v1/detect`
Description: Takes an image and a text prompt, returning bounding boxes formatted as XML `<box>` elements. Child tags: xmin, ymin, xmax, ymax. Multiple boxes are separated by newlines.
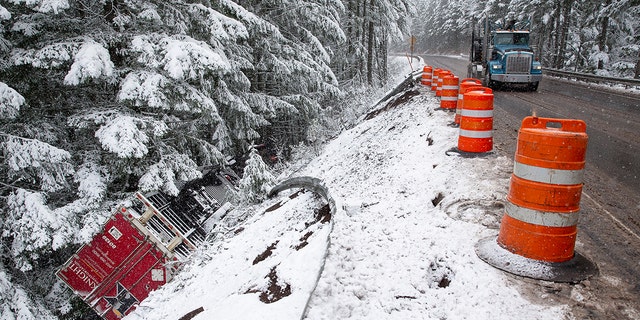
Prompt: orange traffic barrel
<box><xmin>457</xmin><ymin>88</ymin><xmax>493</xmax><ymax>153</ymax></box>
<box><xmin>455</xmin><ymin>78</ymin><xmax>483</xmax><ymax>124</ymax></box>
<box><xmin>475</xmin><ymin>116</ymin><xmax>597</xmax><ymax>283</ymax></box>
<box><xmin>436</xmin><ymin>70</ymin><xmax>450</xmax><ymax>97</ymax></box>
<box><xmin>431</xmin><ymin>68</ymin><xmax>442</xmax><ymax>91</ymax></box>
<box><xmin>440</xmin><ymin>75</ymin><xmax>459</xmax><ymax>110</ymax></box>
<box><xmin>498</xmin><ymin>116</ymin><xmax>588</xmax><ymax>262</ymax></box>
<box><xmin>421</xmin><ymin>66</ymin><xmax>433</xmax><ymax>87</ymax></box>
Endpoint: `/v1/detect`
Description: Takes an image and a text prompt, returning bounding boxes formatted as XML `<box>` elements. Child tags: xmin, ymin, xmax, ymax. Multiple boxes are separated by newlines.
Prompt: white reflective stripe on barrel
<box><xmin>459</xmin><ymin>129</ymin><xmax>492</xmax><ymax>138</ymax></box>
<box><xmin>513</xmin><ymin>162</ymin><xmax>584</xmax><ymax>185</ymax></box>
<box><xmin>458</xmin><ymin>94</ymin><xmax>464</xmax><ymax>99</ymax></box>
<box><xmin>441</xmin><ymin>96</ymin><xmax>457</xmax><ymax>101</ymax></box>
<box><xmin>461</xmin><ymin>109</ymin><xmax>493</xmax><ymax>117</ymax></box>
<box><xmin>505</xmin><ymin>201</ymin><xmax>579</xmax><ymax>227</ymax></box>
<box><xmin>442</xmin><ymin>85</ymin><xmax>459</xmax><ymax>90</ymax></box>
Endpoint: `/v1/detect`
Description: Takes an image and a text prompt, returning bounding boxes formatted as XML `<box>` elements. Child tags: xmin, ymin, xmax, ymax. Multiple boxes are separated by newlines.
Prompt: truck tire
<box><xmin>528</xmin><ymin>81</ymin><xmax>539</xmax><ymax>91</ymax></box>
<box><xmin>482</xmin><ymin>72</ymin><xmax>489</xmax><ymax>87</ymax></box>
<box><xmin>484</xmin><ymin>73</ymin><xmax>496</xmax><ymax>89</ymax></box>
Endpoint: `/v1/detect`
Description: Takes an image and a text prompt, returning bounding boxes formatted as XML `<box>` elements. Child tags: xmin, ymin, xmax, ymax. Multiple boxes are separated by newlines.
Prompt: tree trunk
<box><xmin>598</xmin><ymin>0</ymin><xmax>612</xmax><ymax>69</ymax></box>
<box><xmin>542</xmin><ymin>9</ymin><xmax>557</xmax><ymax>67</ymax></box>
<box><xmin>554</xmin><ymin>0</ymin><xmax>573</xmax><ymax>69</ymax></box>
<box><xmin>345</xmin><ymin>0</ymin><xmax>354</xmax><ymax>78</ymax></box>
<box><xmin>366</xmin><ymin>0</ymin><xmax>375</xmax><ymax>86</ymax></box>
<box><xmin>535</xmin><ymin>14</ymin><xmax>547</xmax><ymax>67</ymax></box>
<box><xmin>359</xmin><ymin>0</ymin><xmax>366</xmax><ymax>80</ymax></box>
<box><xmin>635</xmin><ymin>49</ymin><xmax>640</xmax><ymax>79</ymax></box>
<box><xmin>379</xmin><ymin>29</ymin><xmax>388</xmax><ymax>83</ymax></box>
<box><xmin>550</xmin><ymin>3</ymin><xmax>562</xmax><ymax>67</ymax></box>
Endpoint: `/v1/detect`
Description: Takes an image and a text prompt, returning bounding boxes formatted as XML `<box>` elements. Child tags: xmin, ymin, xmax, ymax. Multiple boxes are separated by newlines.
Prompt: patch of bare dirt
<box><xmin>253</xmin><ymin>241</ymin><xmax>279</xmax><ymax>265</ymax></box>
<box><xmin>245</xmin><ymin>266</ymin><xmax>292</xmax><ymax>304</ymax></box>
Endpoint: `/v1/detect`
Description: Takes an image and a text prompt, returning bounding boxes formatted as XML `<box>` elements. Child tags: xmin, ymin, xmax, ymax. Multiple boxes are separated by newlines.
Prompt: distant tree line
<box><xmin>413</xmin><ymin>0</ymin><xmax>640</xmax><ymax>79</ymax></box>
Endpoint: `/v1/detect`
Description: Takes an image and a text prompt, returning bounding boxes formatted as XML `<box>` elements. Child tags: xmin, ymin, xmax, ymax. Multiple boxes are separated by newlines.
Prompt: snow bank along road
<box><xmin>424</xmin><ymin>54</ymin><xmax>640</xmax><ymax>318</ymax></box>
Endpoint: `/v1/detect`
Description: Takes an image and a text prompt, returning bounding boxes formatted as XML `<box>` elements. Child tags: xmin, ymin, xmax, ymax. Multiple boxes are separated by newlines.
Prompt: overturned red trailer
<box><xmin>56</xmin><ymin>168</ymin><xmax>237</xmax><ymax>319</ymax></box>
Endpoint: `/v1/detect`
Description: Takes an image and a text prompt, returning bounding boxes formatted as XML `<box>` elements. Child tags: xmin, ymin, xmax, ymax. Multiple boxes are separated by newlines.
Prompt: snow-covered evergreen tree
<box><xmin>236</xmin><ymin>147</ymin><xmax>277</xmax><ymax>204</ymax></box>
<box><xmin>0</xmin><ymin>263</ymin><xmax>56</xmax><ymax>320</ymax></box>
<box><xmin>340</xmin><ymin>0</ymin><xmax>415</xmax><ymax>86</ymax></box>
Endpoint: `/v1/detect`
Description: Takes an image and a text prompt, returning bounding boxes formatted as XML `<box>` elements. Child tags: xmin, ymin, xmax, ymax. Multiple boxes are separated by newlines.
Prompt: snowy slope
<box><xmin>127</xmin><ymin>190</ymin><xmax>332</xmax><ymax>320</ymax></box>
<box><xmin>126</xmin><ymin>65</ymin><xmax>569</xmax><ymax>320</ymax></box>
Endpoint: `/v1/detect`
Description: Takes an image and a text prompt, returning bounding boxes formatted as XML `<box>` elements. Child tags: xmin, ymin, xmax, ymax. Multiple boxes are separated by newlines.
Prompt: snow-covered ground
<box><xmin>126</xmin><ymin>60</ymin><xmax>570</xmax><ymax>320</ymax></box>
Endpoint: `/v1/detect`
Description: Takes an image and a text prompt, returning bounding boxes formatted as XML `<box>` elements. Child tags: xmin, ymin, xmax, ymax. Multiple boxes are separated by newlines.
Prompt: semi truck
<box><xmin>56</xmin><ymin>167</ymin><xmax>238</xmax><ymax>319</ymax></box>
<box><xmin>467</xmin><ymin>15</ymin><xmax>542</xmax><ymax>91</ymax></box>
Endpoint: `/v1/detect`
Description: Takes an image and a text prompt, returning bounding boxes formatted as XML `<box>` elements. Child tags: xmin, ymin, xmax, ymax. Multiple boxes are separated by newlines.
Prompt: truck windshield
<box><xmin>494</xmin><ymin>33</ymin><xmax>529</xmax><ymax>45</ymax></box>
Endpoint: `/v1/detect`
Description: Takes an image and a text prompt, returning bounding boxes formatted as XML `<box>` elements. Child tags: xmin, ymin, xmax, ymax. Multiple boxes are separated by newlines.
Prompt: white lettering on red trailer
<box><xmin>102</xmin><ymin>235</ymin><xmax>117</xmax><ymax>249</ymax></box>
<box><xmin>69</xmin><ymin>261</ymin><xmax>98</xmax><ymax>289</ymax></box>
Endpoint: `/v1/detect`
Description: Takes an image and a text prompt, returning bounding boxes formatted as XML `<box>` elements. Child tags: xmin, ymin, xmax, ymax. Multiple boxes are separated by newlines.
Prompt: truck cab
<box><xmin>487</xmin><ymin>30</ymin><xmax>542</xmax><ymax>90</ymax></box>
<box><xmin>468</xmin><ymin>17</ymin><xmax>542</xmax><ymax>91</ymax></box>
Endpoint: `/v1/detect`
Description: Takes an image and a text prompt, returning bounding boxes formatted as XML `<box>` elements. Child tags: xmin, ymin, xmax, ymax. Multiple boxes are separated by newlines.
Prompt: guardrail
<box><xmin>268</xmin><ymin>176</ymin><xmax>338</xmax><ymax>320</ymax></box>
<box><xmin>543</xmin><ymin>68</ymin><xmax>640</xmax><ymax>89</ymax></box>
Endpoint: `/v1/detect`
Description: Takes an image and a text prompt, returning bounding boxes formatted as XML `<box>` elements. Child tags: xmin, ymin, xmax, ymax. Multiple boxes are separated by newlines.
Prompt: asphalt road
<box><xmin>422</xmin><ymin>55</ymin><xmax>640</xmax><ymax>319</ymax></box>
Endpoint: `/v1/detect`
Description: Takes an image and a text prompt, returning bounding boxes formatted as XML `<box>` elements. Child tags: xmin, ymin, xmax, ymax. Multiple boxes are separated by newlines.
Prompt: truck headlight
<box><xmin>533</xmin><ymin>65</ymin><xmax>542</xmax><ymax>70</ymax></box>
<box><xmin>492</xmin><ymin>64</ymin><xmax>502</xmax><ymax>70</ymax></box>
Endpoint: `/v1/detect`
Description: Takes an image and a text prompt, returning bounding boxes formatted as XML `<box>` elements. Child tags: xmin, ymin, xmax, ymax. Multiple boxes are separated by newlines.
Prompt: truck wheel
<box><xmin>482</xmin><ymin>73</ymin><xmax>490</xmax><ymax>88</ymax></box>
<box><xmin>529</xmin><ymin>82</ymin><xmax>539</xmax><ymax>91</ymax></box>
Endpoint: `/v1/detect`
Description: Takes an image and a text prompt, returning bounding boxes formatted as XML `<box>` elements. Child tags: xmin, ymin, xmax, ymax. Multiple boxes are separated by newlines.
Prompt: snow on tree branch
<box><xmin>187</xmin><ymin>3</ymin><xmax>249</xmax><ymax>43</ymax></box>
<box><xmin>95</xmin><ymin>115</ymin><xmax>167</xmax><ymax>159</ymax></box>
<box><xmin>139</xmin><ymin>6</ymin><xmax>162</xmax><ymax>23</ymax></box>
<box><xmin>117</xmin><ymin>71</ymin><xmax>224</xmax><ymax>117</ymax></box>
<box><xmin>244</xmin><ymin>93</ymin><xmax>298</xmax><ymax>119</ymax></box>
<box><xmin>8</xmin><ymin>0</ymin><xmax>69</xmax><ymax>14</ymax></box>
<box><xmin>1</xmin><ymin>134</ymin><xmax>74</xmax><ymax>191</ymax></box>
<box><xmin>73</xmin><ymin>162</ymin><xmax>107</xmax><ymax>204</ymax></box>
<box><xmin>130</xmin><ymin>34</ymin><xmax>232</xmax><ymax>82</ymax></box>
<box><xmin>163</xmin><ymin>36</ymin><xmax>231</xmax><ymax>81</ymax></box>
<box><xmin>2</xmin><ymin>135</ymin><xmax>71</xmax><ymax>171</ymax></box>
<box><xmin>214</xmin><ymin>0</ymin><xmax>283</xmax><ymax>39</ymax></box>
<box><xmin>0</xmin><ymin>82</ymin><xmax>25</xmax><ymax>119</ymax></box>
<box><xmin>138</xmin><ymin>154</ymin><xmax>202</xmax><ymax>196</ymax></box>
<box><xmin>0</xmin><ymin>4</ymin><xmax>11</xmax><ymax>20</ymax></box>
<box><xmin>11</xmin><ymin>42</ymin><xmax>78</xmax><ymax>68</ymax></box>
<box><xmin>118</xmin><ymin>71</ymin><xmax>168</xmax><ymax>109</ymax></box>
<box><xmin>64</xmin><ymin>40</ymin><xmax>115</xmax><ymax>85</ymax></box>
<box><xmin>0</xmin><ymin>266</ymin><xmax>56</xmax><ymax>319</ymax></box>
<box><xmin>2</xmin><ymin>189</ymin><xmax>72</xmax><ymax>272</ymax></box>
<box><xmin>66</xmin><ymin>109</ymin><xmax>121</xmax><ymax>129</ymax></box>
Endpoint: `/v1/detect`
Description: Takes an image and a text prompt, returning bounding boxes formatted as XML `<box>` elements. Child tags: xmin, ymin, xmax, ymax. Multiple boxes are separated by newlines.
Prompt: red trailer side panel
<box><xmin>91</xmin><ymin>246</ymin><xmax>175</xmax><ymax>319</ymax></box>
<box><xmin>57</xmin><ymin>208</ymin><xmax>178</xmax><ymax>318</ymax></box>
<box><xmin>56</xmin><ymin>209</ymin><xmax>146</xmax><ymax>299</ymax></box>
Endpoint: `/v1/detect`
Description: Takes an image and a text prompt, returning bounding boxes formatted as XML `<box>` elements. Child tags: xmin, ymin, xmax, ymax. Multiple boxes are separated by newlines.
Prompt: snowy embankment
<box><xmin>127</xmin><ymin>64</ymin><xmax>568</xmax><ymax>320</ymax></box>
